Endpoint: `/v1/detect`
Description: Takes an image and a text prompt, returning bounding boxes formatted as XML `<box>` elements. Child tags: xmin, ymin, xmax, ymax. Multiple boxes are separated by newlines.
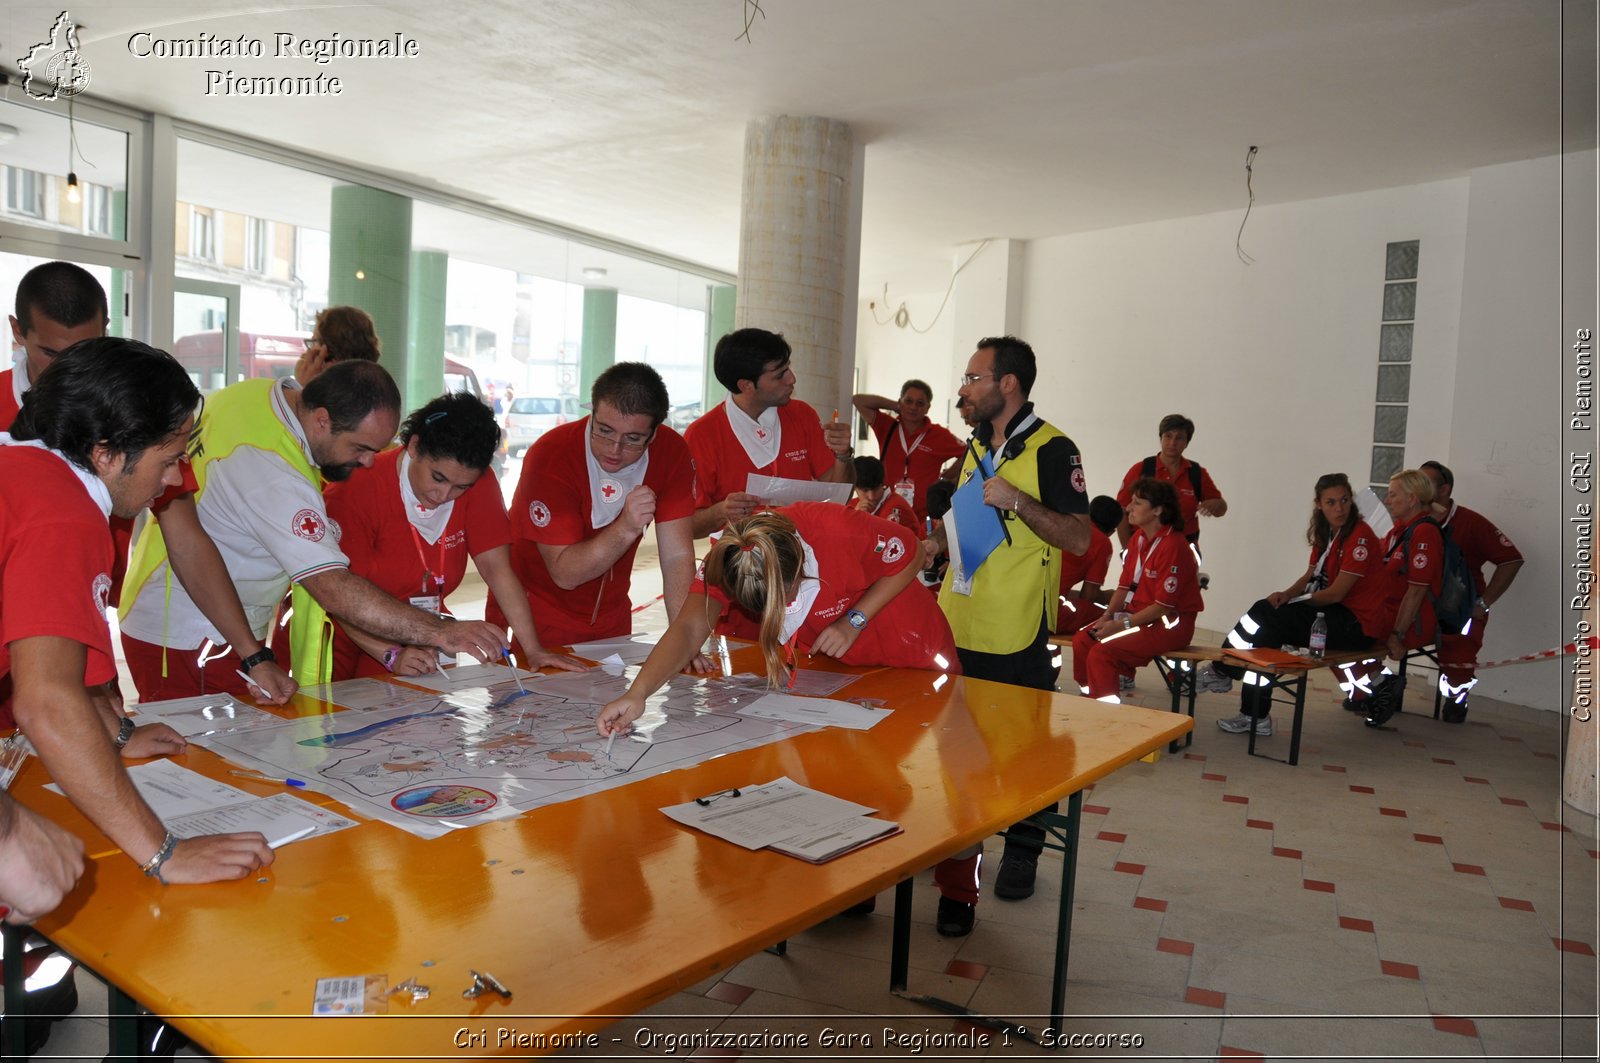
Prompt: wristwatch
<box><xmin>239</xmin><ymin>646</ymin><xmax>276</xmax><ymax>673</ymax></box>
<box><xmin>113</xmin><ymin>716</ymin><xmax>136</xmax><ymax>749</ymax></box>
<box><xmin>846</xmin><ymin>609</ymin><xmax>869</xmax><ymax>630</ymax></box>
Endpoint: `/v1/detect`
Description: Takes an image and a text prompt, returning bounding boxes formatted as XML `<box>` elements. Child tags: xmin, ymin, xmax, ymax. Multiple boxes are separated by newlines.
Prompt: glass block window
<box><xmin>1372</xmin><ymin>240</ymin><xmax>1418</xmax><ymax>492</ymax></box>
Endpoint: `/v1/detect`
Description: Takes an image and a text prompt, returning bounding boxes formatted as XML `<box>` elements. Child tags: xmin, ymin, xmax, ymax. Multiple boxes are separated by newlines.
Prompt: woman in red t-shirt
<box><xmin>596</xmin><ymin>502</ymin><xmax>956</xmax><ymax>735</ymax></box>
<box><xmin>1211</xmin><ymin>472</ymin><xmax>1387</xmax><ymax>735</ymax></box>
<box><xmin>1070</xmin><ymin>478</ymin><xmax>1203</xmax><ymax>700</ymax></box>
<box><xmin>325</xmin><ymin>393</ymin><xmax>576</xmax><ymax>679</ymax></box>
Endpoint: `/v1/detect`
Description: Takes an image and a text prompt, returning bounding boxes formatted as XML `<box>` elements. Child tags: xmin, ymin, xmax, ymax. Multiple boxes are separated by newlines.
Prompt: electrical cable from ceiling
<box><xmin>737</xmin><ymin>0</ymin><xmax>766</xmax><ymax>43</ymax></box>
<box><xmin>1236</xmin><ymin>145</ymin><xmax>1258</xmax><ymax>266</ymax></box>
<box><xmin>869</xmin><ymin>237</ymin><xmax>993</xmax><ymax>334</ymax></box>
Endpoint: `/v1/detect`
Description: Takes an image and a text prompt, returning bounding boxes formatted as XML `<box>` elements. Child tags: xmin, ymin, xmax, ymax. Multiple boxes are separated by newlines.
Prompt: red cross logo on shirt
<box><xmin>601</xmin><ymin>483</ymin><xmax>617</xmax><ymax>499</ymax></box>
<box><xmin>291</xmin><ymin>508</ymin><xmax>326</xmax><ymax>542</ymax></box>
<box><xmin>755</xmin><ymin>429</ymin><xmax>767</xmax><ymax>440</ymax></box>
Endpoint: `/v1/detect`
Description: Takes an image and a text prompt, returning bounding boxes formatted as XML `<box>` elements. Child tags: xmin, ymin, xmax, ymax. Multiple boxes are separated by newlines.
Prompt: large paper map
<box><xmin>167</xmin><ymin>669</ymin><xmax>844</xmax><ymax>838</ymax></box>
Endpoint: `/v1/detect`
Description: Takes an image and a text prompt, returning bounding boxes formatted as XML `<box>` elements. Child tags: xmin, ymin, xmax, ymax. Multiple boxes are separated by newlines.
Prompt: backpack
<box><xmin>1387</xmin><ymin>516</ymin><xmax>1479</xmax><ymax>639</ymax></box>
<box><xmin>1140</xmin><ymin>456</ymin><xmax>1205</xmax><ymax>543</ymax></box>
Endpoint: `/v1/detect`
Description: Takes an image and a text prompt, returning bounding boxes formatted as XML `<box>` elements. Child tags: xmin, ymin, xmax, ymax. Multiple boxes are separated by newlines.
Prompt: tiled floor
<box><xmin>32</xmin><ymin>573</ymin><xmax>1600</xmax><ymax>1059</ymax></box>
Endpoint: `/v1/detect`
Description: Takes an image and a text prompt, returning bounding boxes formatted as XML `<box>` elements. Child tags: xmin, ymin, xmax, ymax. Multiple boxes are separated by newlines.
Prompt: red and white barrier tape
<box><xmin>630</xmin><ymin>593</ymin><xmax>666</xmax><ymax>614</ymax></box>
<box><xmin>1477</xmin><ymin>635</ymin><xmax>1600</xmax><ymax>670</ymax></box>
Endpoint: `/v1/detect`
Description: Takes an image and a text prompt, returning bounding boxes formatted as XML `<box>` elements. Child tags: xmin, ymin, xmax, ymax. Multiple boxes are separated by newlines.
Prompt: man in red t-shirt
<box><xmin>2</xmin><ymin>263</ymin><xmax>296</xmax><ymax>709</ymax></box>
<box><xmin>683</xmin><ymin>328</ymin><xmax>854</xmax><ymax>538</ymax></box>
<box><xmin>848</xmin><ymin>455</ymin><xmax>920</xmax><ymax>530</ymax></box>
<box><xmin>1116</xmin><ymin>413</ymin><xmax>1226</xmax><ymax>548</ymax></box>
<box><xmin>1056</xmin><ymin>495</ymin><xmax>1123</xmax><ymax>634</ymax></box>
<box><xmin>490</xmin><ymin>362</ymin><xmax>697</xmax><ymax>647</ymax></box>
<box><xmin>3</xmin><ymin>338</ymin><xmax>275</xmax><ymax>886</ymax></box>
<box><xmin>1421</xmin><ymin>461</ymin><xmax>1524</xmax><ymax>722</ymax></box>
<box><xmin>852</xmin><ymin>379</ymin><xmax>966</xmax><ymax>522</ymax></box>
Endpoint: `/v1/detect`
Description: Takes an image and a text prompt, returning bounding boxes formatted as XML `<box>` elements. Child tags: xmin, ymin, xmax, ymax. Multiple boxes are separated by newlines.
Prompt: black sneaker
<box><xmin>936</xmin><ymin>896</ymin><xmax>975</xmax><ymax>937</ymax></box>
<box><xmin>1364</xmin><ymin>674</ymin><xmax>1407</xmax><ymax>728</ymax></box>
<box><xmin>994</xmin><ymin>852</ymin><xmax>1038</xmax><ymax>900</ymax></box>
<box><xmin>1442</xmin><ymin>703</ymin><xmax>1468</xmax><ymax>724</ymax></box>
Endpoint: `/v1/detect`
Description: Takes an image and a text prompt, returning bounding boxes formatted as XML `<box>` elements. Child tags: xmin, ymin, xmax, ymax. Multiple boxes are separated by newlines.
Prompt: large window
<box><xmin>0</xmin><ymin>97</ymin><xmax>129</xmax><ymax>243</ymax></box>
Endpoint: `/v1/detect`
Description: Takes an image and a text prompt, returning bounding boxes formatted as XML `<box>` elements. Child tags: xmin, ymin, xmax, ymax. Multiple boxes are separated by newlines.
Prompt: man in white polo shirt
<box><xmin>120</xmin><ymin>360</ymin><xmax>508</xmax><ymax>697</ymax></box>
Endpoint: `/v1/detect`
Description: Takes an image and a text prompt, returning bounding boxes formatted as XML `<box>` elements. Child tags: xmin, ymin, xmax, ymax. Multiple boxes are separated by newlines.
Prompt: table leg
<box><xmin>2</xmin><ymin>923</ymin><xmax>28</xmax><ymax>1062</ymax></box>
<box><xmin>889</xmin><ymin>878</ymin><xmax>913</xmax><ymax>992</ymax></box>
<box><xmin>107</xmin><ymin>982</ymin><xmax>139</xmax><ymax>1061</ymax></box>
<box><xmin>1048</xmin><ymin>790</ymin><xmax>1083</xmax><ymax>1031</ymax></box>
<box><xmin>1288</xmin><ymin>674</ymin><xmax>1308</xmax><ymax>766</ymax></box>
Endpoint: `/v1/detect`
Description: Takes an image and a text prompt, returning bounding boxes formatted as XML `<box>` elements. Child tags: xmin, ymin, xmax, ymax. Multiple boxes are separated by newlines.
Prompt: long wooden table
<box><xmin>8</xmin><ymin>654</ymin><xmax>1190</xmax><ymax>1059</ymax></box>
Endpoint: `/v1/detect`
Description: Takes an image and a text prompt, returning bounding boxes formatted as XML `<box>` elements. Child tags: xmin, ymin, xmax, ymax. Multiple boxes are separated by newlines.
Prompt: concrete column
<box><xmin>580</xmin><ymin>287</ymin><xmax>618</xmax><ymax>400</ymax></box>
<box><xmin>329</xmin><ymin>185</ymin><xmax>412</xmax><ymax>404</ymax></box>
<box><xmin>109</xmin><ymin>189</ymin><xmax>127</xmax><ymax>337</ymax></box>
<box><xmin>408</xmin><ymin>249</ymin><xmax>448</xmax><ymax>410</ymax></box>
<box><xmin>735</xmin><ymin>116</ymin><xmax>862</xmax><ymax>417</ymax></box>
<box><xmin>703</xmin><ymin>283</ymin><xmax>736</xmax><ymax>412</ymax></box>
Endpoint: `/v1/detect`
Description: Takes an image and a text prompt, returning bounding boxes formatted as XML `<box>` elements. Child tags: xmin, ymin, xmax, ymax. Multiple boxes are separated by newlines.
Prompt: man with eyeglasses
<box><xmin>490</xmin><ymin>362</ymin><xmax>696</xmax><ymax>647</ymax></box>
<box><xmin>925</xmin><ymin>336</ymin><xmax>1091</xmax><ymax>934</ymax></box>
<box><xmin>684</xmin><ymin>328</ymin><xmax>854</xmax><ymax>538</ymax></box>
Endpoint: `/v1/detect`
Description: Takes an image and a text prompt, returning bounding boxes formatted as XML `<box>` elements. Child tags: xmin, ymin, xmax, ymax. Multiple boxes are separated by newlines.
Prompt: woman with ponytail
<box><xmin>596</xmin><ymin>501</ymin><xmax>957</xmax><ymax>736</ymax></box>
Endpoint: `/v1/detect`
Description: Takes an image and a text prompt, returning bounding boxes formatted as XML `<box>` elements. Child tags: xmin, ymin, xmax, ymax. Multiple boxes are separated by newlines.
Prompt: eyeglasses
<box><xmin>959</xmin><ymin>372</ymin><xmax>1000</xmax><ymax>386</ymax></box>
<box><xmin>590</xmin><ymin>421</ymin><xmax>654</xmax><ymax>452</ymax></box>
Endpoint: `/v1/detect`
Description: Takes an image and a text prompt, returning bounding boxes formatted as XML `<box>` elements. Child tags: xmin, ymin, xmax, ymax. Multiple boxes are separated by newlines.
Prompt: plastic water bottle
<box><xmin>1309</xmin><ymin>612</ymin><xmax>1328</xmax><ymax>660</ymax></box>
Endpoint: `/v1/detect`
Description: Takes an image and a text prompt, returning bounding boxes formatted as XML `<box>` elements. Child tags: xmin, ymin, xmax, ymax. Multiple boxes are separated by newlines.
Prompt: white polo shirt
<box><xmin>120</xmin><ymin>380</ymin><xmax>349</xmax><ymax>649</ymax></box>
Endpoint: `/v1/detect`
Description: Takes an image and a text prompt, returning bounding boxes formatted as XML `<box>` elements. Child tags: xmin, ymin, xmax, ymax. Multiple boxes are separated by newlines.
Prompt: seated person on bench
<box><xmin>1071</xmin><ymin>479</ymin><xmax>1201</xmax><ymax>702</ymax></box>
<box><xmin>1210</xmin><ymin>473</ymin><xmax>1390</xmax><ymax>737</ymax></box>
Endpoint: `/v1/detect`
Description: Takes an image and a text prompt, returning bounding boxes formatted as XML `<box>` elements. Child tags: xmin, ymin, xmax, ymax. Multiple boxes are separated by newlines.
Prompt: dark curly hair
<box><xmin>400</xmin><ymin>391</ymin><xmax>501</xmax><ymax>471</ymax></box>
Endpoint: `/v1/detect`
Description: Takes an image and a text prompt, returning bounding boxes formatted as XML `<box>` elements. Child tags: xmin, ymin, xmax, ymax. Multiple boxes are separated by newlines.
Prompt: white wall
<box><xmin>856</xmin><ymin>157</ymin><xmax>1584</xmax><ymax>710</ymax></box>
<box><xmin>853</xmin><ymin>285</ymin><xmax>958</xmax><ymax>438</ymax></box>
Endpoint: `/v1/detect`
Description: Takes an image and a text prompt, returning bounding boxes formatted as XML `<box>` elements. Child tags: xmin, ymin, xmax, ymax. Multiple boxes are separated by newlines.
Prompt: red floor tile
<box><xmin>1431</xmin><ymin>757</ymin><xmax>1456</xmax><ymax>765</ymax></box>
<box><xmin>1185</xmin><ymin>986</ymin><xmax>1226</xmax><ymax>1009</ymax></box>
<box><xmin>1132</xmin><ymin>896</ymin><xmax>1168</xmax><ymax>912</ymax></box>
<box><xmin>1590</xmin><ymin>850</ymin><xmax>1600</xmax><ymax>860</ymax></box>
<box><xmin>1322</xmin><ymin>764</ymin><xmax>1347</xmax><ymax>773</ymax></box>
<box><xmin>1381</xmin><ymin>959</ymin><xmax>1421</xmax><ymax>980</ymax></box>
<box><xmin>1500</xmin><ymin>734</ymin><xmax>1525</xmax><ymax>742</ymax></box>
<box><xmin>1403</xmin><ymin>740</ymin><xmax>1425</xmax><ymax>748</ymax></box>
<box><xmin>704</xmin><ymin>980</ymin><xmax>755</xmax><ymax>1004</ymax></box>
<box><xmin>1432</xmin><ymin>1015</ymin><xmax>1479</xmax><ymax>1037</ymax></box>
<box><xmin>1218</xmin><ymin>1049</ymin><xmax>1265</xmax><ymax>1059</ymax></box>
<box><xmin>1097</xmin><ymin>831</ymin><xmax>1127</xmax><ymax>843</ymax></box>
<box><xmin>1114</xmin><ymin>861</ymin><xmax>1146</xmax><ymax>875</ymax></box>
<box><xmin>1542</xmin><ymin>821</ymin><xmax>1572</xmax><ymax>832</ymax></box>
<box><xmin>945</xmin><ymin>959</ymin><xmax>988</xmax><ymax>980</ymax></box>
<box><xmin>1379</xmin><ymin>807</ymin><xmax>1408</xmax><ymax>818</ymax></box>
<box><xmin>1183</xmin><ymin>752</ymin><xmax>1207</xmax><ymax>761</ymax></box>
<box><xmin>1349</xmin><ymin>784</ymin><xmax>1375</xmax><ymax>794</ymax></box>
<box><xmin>1499</xmin><ymin>897</ymin><xmax>1535</xmax><ymax>912</ymax></box>
<box><xmin>1156</xmin><ymin>937</ymin><xmax>1195</xmax><ymax>956</ymax></box>
<box><xmin>1452</xmin><ymin>863</ymin><xmax>1486</xmax><ymax>876</ymax></box>
<box><xmin>1340</xmin><ymin>916</ymin><xmax>1375</xmax><ymax>932</ymax></box>
<box><xmin>1246</xmin><ymin>819</ymin><xmax>1273</xmax><ymax>830</ymax></box>
<box><xmin>1499</xmin><ymin>797</ymin><xmax>1528</xmax><ymax>807</ymax></box>
<box><xmin>1534</xmin><ymin>751</ymin><xmax>1558</xmax><ymax>759</ymax></box>
<box><xmin>1201</xmin><ymin>772</ymin><xmax>1227</xmax><ymax>782</ymax></box>
<box><xmin>1303</xmin><ymin>879</ymin><xmax>1336</xmax><ymax>893</ymax></box>
<box><xmin>1464</xmin><ymin>776</ymin><xmax>1490</xmax><ymax>784</ymax></box>
<box><xmin>1222</xmin><ymin>794</ymin><xmax>1249</xmax><ymax>804</ymax></box>
<box><xmin>953</xmin><ymin>1020</ymin><xmax>989</xmax><ymax>1041</ymax></box>
<box><xmin>1413</xmin><ymin>833</ymin><xmax>1444</xmax><ymax>844</ymax></box>
<box><xmin>1555</xmin><ymin>938</ymin><xmax>1597</xmax><ymax>956</ymax></box>
<box><xmin>1083</xmin><ymin>804</ymin><xmax>1111</xmax><ymax>815</ymax></box>
<box><xmin>1272</xmin><ymin>846</ymin><xmax>1302</xmax><ymax>859</ymax></box>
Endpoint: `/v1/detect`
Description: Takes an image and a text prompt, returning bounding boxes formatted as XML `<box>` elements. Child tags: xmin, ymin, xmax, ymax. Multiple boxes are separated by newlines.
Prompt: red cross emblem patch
<box><xmin>529</xmin><ymin>500</ymin><xmax>552</xmax><ymax>528</ymax></box>
<box><xmin>599</xmin><ymin>478</ymin><xmax>622</xmax><ymax>503</ymax></box>
<box><xmin>292</xmin><ymin>508</ymin><xmax>326</xmax><ymax>542</ymax></box>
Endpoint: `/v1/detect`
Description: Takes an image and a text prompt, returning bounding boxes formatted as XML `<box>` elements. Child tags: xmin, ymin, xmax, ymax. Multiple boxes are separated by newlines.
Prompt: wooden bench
<box><xmin>1049</xmin><ymin>635</ymin><xmax>1197</xmax><ymax>757</ymax></box>
<box><xmin>1155</xmin><ymin>646</ymin><xmax>1383</xmax><ymax>766</ymax></box>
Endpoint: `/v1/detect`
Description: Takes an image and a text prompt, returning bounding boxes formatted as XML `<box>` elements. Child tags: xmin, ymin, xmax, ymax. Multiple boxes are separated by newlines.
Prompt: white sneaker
<box><xmin>1195</xmin><ymin>663</ymin><xmax>1234</xmax><ymax>693</ymax></box>
<box><xmin>1119</xmin><ymin>674</ymin><xmax>1135</xmax><ymax>692</ymax></box>
<box><xmin>1216</xmin><ymin>713</ymin><xmax>1273</xmax><ymax>736</ymax></box>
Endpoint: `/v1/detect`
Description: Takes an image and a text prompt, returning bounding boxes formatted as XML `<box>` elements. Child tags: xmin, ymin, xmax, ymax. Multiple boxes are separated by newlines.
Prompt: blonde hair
<box><xmin>1388</xmin><ymin>469</ymin><xmax>1435</xmax><ymax>510</ymax></box>
<box><xmin>703</xmin><ymin>513</ymin><xmax>804</xmax><ymax>686</ymax></box>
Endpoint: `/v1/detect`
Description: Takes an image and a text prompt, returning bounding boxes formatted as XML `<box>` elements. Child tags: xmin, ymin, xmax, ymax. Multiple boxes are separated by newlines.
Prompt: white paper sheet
<box><xmin>734</xmin><ymin>691</ymin><xmax>889</xmax><ymax>731</ymax></box>
<box><xmin>744</xmin><ymin>473</ymin><xmax>853</xmax><ymax>506</ymax></box>
<box><xmin>659</xmin><ymin>776</ymin><xmax>882</xmax><ymax>851</ymax></box>
<box><xmin>130</xmin><ymin>694</ymin><xmax>282</xmax><ymax>738</ymax></box>
<box><xmin>569</xmin><ymin>635</ymin><xmax>658</xmax><ymax>665</ymax></box>
<box><xmin>400</xmin><ymin>661</ymin><xmax>541</xmax><ymax>692</ymax></box>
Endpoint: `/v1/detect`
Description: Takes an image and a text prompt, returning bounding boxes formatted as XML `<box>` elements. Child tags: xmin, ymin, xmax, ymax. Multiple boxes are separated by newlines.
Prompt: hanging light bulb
<box><xmin>66</xmin><ymin>172</ymin><xmax>81</xmax><ymax>204</ymax></box>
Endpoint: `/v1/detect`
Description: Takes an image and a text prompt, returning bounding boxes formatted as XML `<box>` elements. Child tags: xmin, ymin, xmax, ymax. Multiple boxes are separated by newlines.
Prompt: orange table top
<box><xmin>16</xmin><ymin>655</ymin><xmax>1189</xmax><ymax>1059</ymax></box>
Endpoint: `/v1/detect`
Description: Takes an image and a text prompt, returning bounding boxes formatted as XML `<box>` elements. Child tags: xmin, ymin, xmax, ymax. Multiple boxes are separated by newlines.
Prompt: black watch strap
<box><xmin>239</xmin><ymin>646</ymin><xmax>277</xmax><ymax>673</ymax></box>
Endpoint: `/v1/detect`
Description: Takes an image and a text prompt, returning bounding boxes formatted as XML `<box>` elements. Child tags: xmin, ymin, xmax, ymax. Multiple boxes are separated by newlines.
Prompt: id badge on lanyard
<box><xmin>893</xmin><ymin>478</ymin><xmax>916</xmax><ymax>506</ymax></box>
<box><xmin>0</xmin><ymin>732</ymin><xmax>34</xmax><ymax>791</ymax></box>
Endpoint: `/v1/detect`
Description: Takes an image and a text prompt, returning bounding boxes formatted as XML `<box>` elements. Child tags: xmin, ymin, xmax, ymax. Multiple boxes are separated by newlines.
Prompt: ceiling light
<box><xmin>0</xmin><ymin>124</ymin><xmax>18</xmax><ymax>145</ymax></box>
<box><xmin>66</xmin><ymin>172</ymin><xmax>80</xmax><ymax>204</ymax></box>
<box><xmin>582</xmin><ymin>267</ymin><xmax>608</xmax><ymax>279</ymax></box>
